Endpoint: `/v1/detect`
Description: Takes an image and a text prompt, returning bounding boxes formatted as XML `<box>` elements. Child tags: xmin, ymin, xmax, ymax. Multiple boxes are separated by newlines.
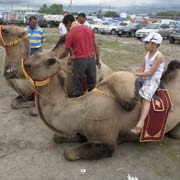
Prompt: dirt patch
<box><xmin>0</xmin><ymin>35</ymin><xmax>180</xmax><ymax>180</ymax></box>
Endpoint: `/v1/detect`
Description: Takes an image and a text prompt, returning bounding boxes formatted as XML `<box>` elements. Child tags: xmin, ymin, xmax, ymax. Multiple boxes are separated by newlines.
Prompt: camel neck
<box><xmin>35</xmin><ymin>74</ymin><xmax>81</xmax><ymax>135</ymax></box>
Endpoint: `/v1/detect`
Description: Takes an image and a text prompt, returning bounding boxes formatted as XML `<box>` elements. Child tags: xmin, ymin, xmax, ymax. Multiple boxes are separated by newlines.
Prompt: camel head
<box><xmin>161</xmin><ymin>60</ymin><xmax>180</xmax><ymax>84</ymax></box>
<box><xmin>1</xmin><ymin>25</ymin><xmax>30</xmax><ymax>79</ymax></box>
<box><xmin>23</xmin><ymin>51</ymin><xmax>60</xmax><ymax>81</ymax></box>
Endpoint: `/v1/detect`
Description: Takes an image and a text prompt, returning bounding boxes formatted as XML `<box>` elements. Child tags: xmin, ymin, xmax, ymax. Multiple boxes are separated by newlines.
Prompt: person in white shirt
<box><xmin>58</xmin><ymin>21</ymin><xmax>67</xmax><ymax>36</ymax></box>
<box><xmin>77</xmin><ymin>13</ymin><xmax>91</xmax><ymax>28</ymax></box>
<box><xmin>129</xmin><ymin>32</ymin><xmax>165</xmax><ymax>135</ymax></box>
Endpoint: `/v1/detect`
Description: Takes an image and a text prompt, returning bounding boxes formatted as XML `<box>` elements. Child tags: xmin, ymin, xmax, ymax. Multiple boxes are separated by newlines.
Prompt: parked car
<box><xmin>135</xmin><ymin>23</ymin><xmax>173</xmax><ymax>39</ymax></box>
<box><xmin>117</xmin><ymin>22</ymin><xmax>147</xmax><ymax>37</ymax></box>
<box><xmin>100</xmin><ymin>22</ymin><xmax>127</xmax><ymax>35</ymax></box>
<box><xmin>169</xmin><ymin>26</ymin><xmax>180</xmax><ymax>43</ymax></box>
<box><xmin>90</xmin><ymin>22</ymin><xmax>104</xmax><ymax>33</ymax></box>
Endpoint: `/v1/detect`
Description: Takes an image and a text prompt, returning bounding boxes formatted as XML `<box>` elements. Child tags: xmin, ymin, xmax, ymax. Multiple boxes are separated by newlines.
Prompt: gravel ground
<box><xmin>0</xmin><ymin>35</ymin><xmax>179</xmax><ymax>180</ymax></box>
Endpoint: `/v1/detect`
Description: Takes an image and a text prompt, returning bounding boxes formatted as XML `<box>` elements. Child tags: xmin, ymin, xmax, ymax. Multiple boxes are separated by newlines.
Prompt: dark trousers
<box><xmin>73</xmin><ymin>57</ymin><xmax>96</xmax><ymax>97</ymax></box>
<box><xmin>30</xmin><ymin>47</ymin><xmax>42</xmax><ymax>55</ymax></box>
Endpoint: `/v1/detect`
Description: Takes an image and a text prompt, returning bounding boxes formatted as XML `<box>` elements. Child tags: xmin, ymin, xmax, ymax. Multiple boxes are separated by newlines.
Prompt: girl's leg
<box><xmin>130</xmin><ymin>98</ymin><xmax>150</xmax><ymax>134</ymax></box>
<box><xmin>136</xmin><ymin>98</ymin><xmax>151</xmax><ymax>128</ymax></box>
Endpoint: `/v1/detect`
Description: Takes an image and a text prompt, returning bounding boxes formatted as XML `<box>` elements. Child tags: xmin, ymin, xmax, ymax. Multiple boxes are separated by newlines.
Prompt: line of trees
<box><xmin>38</xmin><ymin>3</ymin><xmax>180</xmax><ymax>20</ymax></box>
<box><xmin>39</xmin><ymin>4</ymin><xmax>64</xmax><ymax>14</ymax></box>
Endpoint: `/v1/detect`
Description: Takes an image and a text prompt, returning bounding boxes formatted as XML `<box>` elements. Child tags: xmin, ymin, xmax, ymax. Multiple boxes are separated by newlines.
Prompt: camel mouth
<box><xmin>3</xmin><ymin>67</ymin><xmax>18</xmax><ymax>79</ymax></box>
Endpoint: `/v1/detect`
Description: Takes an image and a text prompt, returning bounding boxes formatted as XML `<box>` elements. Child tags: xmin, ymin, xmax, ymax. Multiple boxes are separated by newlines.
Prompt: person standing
<box><xmin>58</xmin><ymin>14</ymin><xmax>101</xmax><ymax>97</ymax></box>
<box><xmin>58</xmin><ymin>21</ymin><xmax>67</xmax><ymax>36</ymax></box>
<box><xmin>77</xmin><ymin>13</ymin><xmax>91</xmax><ymax>28</ymax></box>
<box><xmin>25</xmin><ymin>16</ymin><xmax>46</xmax><ymax>55</ymax></box>
<box><xmin>130</xmin><ymin>32</ymin><xmax>165</xmax><ymax>135</ymax></box>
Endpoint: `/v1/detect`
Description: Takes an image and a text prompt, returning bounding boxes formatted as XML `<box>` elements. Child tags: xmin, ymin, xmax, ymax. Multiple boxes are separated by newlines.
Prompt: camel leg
<box><xmin>167</xmin><ymin>123</ymin><xmax>180</xmax><ymax>139</ymax></box>
<box><xmin>64</xmin><ymin>141</ymin><xmax>115</xmax><ymax>161</ymax></box>
<box><xmin>11</xmin><ymin>95</ymin><xmax>35</xmax><ymax>109</ymax></box>
<box><xmin>53</xmin><ymin>133</ymin><xmax>87</xmax><ymax>144</ymax></box>
<box><xmin>29</xmin><ymin>106</ymin><xmax>38</xmax><ymax>116</ymax></box>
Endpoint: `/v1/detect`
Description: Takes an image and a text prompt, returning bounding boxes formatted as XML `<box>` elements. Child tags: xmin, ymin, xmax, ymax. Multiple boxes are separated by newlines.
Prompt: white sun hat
<box><xmin>143</xmin><ymin>32</ymin><xmax>163</xmax><ymax>44</ymax></box>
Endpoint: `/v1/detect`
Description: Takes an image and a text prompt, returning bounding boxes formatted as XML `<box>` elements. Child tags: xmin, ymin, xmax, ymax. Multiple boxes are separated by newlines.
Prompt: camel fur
<box><xmin>1</xmin><ymin>25</ymin><xmax>112</xmax><ymax>109</ymax></box>
<box><xmin>16</xmin><ymin>51</ymin><xmax>180</xmax><ymax>161</ymax></box>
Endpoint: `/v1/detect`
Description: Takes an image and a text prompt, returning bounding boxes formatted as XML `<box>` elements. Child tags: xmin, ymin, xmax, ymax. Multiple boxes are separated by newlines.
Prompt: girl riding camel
<box><xmin>130</xmin><ymin>32</ymin><xmax>165</xmax><ymax>135</ymax></box>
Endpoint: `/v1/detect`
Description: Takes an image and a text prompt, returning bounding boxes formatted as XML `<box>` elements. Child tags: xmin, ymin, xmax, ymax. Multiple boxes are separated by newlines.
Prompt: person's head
<box><xmin>63</xmin><ymin>14</ymin><xmax>75</xmax><ymax>31</ymax></box>
<box><xmin>77</xmin><ymin>13</ymin><xmax>86</xmax><ymax>24</ymax></box>
<box><xmin>143</xmin><ymin>32</ymin><xmax>162</xmax><ymax>51</ymax></box>
<box><xmin>28</xmin><ymin>16</ymin><xmax>38</xmax><ymax>29</ymax></box>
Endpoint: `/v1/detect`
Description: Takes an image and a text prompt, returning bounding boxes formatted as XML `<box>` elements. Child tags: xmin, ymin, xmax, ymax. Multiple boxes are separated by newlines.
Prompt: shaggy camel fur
<box><xmin>16</xmin><ymin>51</ymin><xmax>179</xmax><ymax>161</ymax></box>
<box><xmin>0</xmin><ymin>25</ymin><xmax>34</xmax><ymax>108</ymax></box>
<box><xmin>1</xmin><ymin>25</ymin><xmax>112</xmax><ymax>109</ymax></box>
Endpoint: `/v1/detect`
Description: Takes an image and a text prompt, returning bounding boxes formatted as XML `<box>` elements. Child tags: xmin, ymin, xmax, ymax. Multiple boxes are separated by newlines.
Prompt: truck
<box><xmin>43</xmin><ymin>14</ymin><xmax>63</xmax><ymax>27</ymax></box>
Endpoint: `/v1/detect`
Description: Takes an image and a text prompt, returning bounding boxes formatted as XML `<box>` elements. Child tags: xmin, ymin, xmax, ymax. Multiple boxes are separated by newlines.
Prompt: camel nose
<box><xmin>3</xmin><ymin>64</ymin><xmax>15</xmax><ymax>78</ymax></box>
<box><xmin>4</xmin><ymin>64</ymin><xmax>14</xmax><ymax>73</ymax></box>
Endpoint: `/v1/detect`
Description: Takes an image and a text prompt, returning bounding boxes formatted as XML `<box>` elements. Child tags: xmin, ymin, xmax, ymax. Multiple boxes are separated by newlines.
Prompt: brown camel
<box><xmin>6</xmin><ymin>51</ymin><xmax>179</xmax><ymax>161</ymax></box>
<box><xmin>0</xmin><ymin>25</ymin><xmax>112</xmax><ymax>108</ymax></box>
<box><xmin>0</xmin><ymin>25</ymin><xmax>34</xmax><ymax>108</ymax></box>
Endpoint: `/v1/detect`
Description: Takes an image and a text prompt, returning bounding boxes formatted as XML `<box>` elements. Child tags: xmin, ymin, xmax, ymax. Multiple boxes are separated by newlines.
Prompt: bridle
<box><xmin>0</xmin><ymin>25</ymin><xmax>29</xmax><ymax>48</ymax></box>
<box><xmin>21</xmin><ymin>58</ymin><xmax>61</xmax><ymax>87</ymax></box>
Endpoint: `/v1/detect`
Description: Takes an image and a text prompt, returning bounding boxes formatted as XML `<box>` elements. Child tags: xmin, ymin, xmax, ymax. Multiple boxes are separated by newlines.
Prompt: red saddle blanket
<box><xmin>140</xmin><ymin>89</ymin><xmax>172</xmax><ymax>142</ymax></box>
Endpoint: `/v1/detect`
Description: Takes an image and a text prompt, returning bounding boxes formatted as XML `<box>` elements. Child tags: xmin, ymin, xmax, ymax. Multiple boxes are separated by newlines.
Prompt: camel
<box><xmin>0</xmin><ymin>25</ymin><xmax>34</xmax><ymax>108</ymax></box>
<box><xmin>6</xmin><ymin>51</ymin><xmax>179</xmax><ymax>161</ymax></box>
<box><xmin>0</xmin><ymin>25</ymin><xmax>112</xmax><ymax>108</ymax></box>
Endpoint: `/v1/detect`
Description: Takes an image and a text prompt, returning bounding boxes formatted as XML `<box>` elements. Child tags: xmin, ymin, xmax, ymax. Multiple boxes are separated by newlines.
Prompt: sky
<box><xmin>0</xmin><ymin>0</ymin><xmax>179</xmax><ymax>11</ymax></box>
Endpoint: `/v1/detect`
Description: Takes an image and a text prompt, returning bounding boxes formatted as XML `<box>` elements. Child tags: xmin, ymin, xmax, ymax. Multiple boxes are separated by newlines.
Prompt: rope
<box><xmin>0</xmin><ymin>25</ymin><xmax>29</xmax><ymax>47</ymax></box>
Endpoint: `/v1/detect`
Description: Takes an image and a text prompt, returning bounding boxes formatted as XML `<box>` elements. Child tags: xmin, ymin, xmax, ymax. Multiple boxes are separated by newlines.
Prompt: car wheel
<box><xmin>130</xmin><ymin>31</ymin><xmax>135</xmax><ymax>38</ymax></box>
<box><xmin>110</xmin><ymin>29</ymin><xmax>117</xmax><ymax>35</ymax></box>
<box><xmin>93</xmin><ymin>28</ymin><xmax>98</xmax><ymax>33</ymax></box>
<box><xmin>169</xmin><ymin>36</ymin><xmax>175</xmax><ymax>44</ymax></box>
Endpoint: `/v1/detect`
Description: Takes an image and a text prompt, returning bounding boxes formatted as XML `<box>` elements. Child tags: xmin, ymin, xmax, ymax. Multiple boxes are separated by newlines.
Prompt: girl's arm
<box><xmin>135</xmin><ymin>53</ymin><xmax>164</xmax><ymax>77</ymax></box>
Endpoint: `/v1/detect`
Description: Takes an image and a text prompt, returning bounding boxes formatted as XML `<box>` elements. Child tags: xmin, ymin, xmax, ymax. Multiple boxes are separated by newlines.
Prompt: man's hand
<box><xmin>96</xmin><ymin>60</ymin><xmax>101</xmax><ymax>69</ymax></box>
<box><xmin>67</xmin><ymin>55</ymin><xmax>76</xmax><ymax>66</ymax></box>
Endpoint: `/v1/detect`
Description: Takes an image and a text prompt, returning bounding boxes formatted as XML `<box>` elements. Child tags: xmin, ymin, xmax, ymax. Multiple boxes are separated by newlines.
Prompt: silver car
<box><xmin>135</xmin><ymin>23</ymin><xmax>173</xmax><ymax>39</ymax></box>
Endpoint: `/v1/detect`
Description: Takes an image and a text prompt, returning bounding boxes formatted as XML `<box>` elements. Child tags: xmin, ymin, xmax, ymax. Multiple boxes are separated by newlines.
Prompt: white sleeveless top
<box><xmin>144</xmin><ymin>51</ymin><xmax>164</xmax><ymax>80</ymax></box>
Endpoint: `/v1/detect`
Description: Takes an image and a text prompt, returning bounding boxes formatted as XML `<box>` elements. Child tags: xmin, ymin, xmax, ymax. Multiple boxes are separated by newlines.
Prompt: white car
<box><xmin>135</xmin><ymin>23</ymin><xmax>173</xmax><ymax>39</ymax></box>
<box><xmin>90</xmin><ymin>22</ymin><xmax>104</xmax><ymax>33</ymax></box>
<box><xmin>100</xmin><ymin>22</ymin><xmax>126</xmax><ymax>35</ymax></box>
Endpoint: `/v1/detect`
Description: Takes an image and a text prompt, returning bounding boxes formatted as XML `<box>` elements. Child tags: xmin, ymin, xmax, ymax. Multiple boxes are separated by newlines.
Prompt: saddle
<box><xmin>140</xmin><ymin>88</ymin><xmax>172</xmax><ymax>142</ymax></box>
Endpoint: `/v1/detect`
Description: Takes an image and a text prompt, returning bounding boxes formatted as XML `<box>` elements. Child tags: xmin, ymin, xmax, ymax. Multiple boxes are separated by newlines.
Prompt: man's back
<box><xmin>66</xmin><ymin>25</ymin><xmax>95</xmax><ymax>58</ymax></box>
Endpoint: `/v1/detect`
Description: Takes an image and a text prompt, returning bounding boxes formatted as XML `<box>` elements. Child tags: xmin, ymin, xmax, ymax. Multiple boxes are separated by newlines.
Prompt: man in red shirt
<box><xmin>58</xmin><ymin>14</ymin><xmax>100</xmax><ymax>97</ymax></box>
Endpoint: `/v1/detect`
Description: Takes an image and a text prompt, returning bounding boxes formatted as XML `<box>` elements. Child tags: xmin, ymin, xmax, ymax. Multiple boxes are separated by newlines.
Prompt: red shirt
<box><xmin>65</xmin><ymin>25</ymin><xmax>95</xmax><ymax>58</ymax></box>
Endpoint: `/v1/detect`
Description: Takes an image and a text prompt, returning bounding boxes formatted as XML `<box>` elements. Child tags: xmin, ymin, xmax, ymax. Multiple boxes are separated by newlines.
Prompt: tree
<box><xmin>48</xmin><ymin>4</ymin><xmax>63</xmax><ymax>14</ymax></box>
<box><xmin>39</xmin><ymin>4</ymin><xmax>49</xmax><ymax>14</ymax></box>
<box><xmin>38</xmin><ymin>4</ymin><xmax>63</xmax><ymax>14</ymax></box>
<box><xmin>104</xmin><ymin>11</ymin><xmax>119</xmax><ymax>18</ymax></box>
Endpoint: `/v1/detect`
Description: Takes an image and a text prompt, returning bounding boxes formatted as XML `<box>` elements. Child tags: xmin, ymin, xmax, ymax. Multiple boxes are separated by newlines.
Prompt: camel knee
<box><xmin>167</xmin><ymin>123</ymin><xmax>180</xmax><ymax>139</ymax></box>
<box><xmin>53</xmin><ymin>133</ymin><xmax>87</xmax><ymax>144</ymax></box>
<box><xmin>118</xmin><ymin>96</ymin><xmax>139</xmax><ymax>111</ymax></box>
<box><xmin>64</xmin><ymin>142</ymin><xmax>115</xmax><ymax>161</ymax></box>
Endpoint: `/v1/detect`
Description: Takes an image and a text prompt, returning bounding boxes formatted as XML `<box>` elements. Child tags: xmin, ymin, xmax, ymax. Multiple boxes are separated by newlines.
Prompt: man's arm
<box><xmin>58</xmin><ymin>47</ymin><xmax>70</xmax><ymax>59</ymax></box>
<box><xmin>93</xmin><ymin>39</ymin><xmax>101</xmax><ymax>69</ymax></box>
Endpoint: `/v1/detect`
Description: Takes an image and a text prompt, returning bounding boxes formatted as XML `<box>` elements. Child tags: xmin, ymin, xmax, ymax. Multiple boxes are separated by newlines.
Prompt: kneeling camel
<box><xmin>0</xmin><ymin>25</ymin><xmax>112</xmax><ymax>109</ymax></box>
<box><xmin>9</xmin><ymin>51</ymin><xmax>179</xmax><ymax>161</ymax></box>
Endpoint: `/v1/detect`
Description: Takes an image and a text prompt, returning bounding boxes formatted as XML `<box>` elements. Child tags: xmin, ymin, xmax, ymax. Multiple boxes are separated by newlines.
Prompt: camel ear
<box><xmin>46</xmin><ymin>58</ymin><xmax>57</xmax><ymax>66</ymax></box>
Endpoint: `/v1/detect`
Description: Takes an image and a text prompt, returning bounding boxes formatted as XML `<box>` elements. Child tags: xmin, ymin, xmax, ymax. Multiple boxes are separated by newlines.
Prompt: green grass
<box><xmin>97</xmin><ymin>36</ymin><xmax>144</xmax><ymax>71</ymax></box>
<box><xmin>42</xmin><ymin>28</ymin><xmax>145</xmax><ymax>72</ymax></box>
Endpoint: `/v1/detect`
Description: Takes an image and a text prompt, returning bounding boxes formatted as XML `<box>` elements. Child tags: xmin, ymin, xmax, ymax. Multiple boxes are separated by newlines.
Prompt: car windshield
<box><xmin>126</xmin><ymin>23</ymin><xmax>138</xmax><ymax>28</ymax></box>
<box><xmin>145</xmin><ymin>23</ymin><xmax>160</xmax><ymax>29</ymax></box>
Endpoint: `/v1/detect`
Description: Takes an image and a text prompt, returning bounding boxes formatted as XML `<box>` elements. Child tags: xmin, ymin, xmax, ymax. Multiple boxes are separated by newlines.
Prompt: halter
<box><xmin>21</xmin><ymin>58</ymin><xmax>61</xmax><ymax>87</ymax></box>
<box><xmin>0</xmin><ymin>25</ymin><xmax>29</xmax><ymax>48</ymax></box>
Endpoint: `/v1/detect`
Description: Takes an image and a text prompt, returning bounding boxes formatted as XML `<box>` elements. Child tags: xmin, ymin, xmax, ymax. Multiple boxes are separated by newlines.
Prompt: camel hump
<box><xmin>103</xmin><ymin>71</ymin><xmax>139</xmax><ymax>111</ymax></box>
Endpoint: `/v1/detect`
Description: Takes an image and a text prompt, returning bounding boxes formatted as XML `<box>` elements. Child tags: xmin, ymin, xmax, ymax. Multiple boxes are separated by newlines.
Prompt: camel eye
<box><xmin>2</xmin><ymin>29</ymin><xmax>9</xmax><ymax>35</ymax></box>
<box><xmin>46</xmin><ymin>58</ymin><xmax>56</xmax><ymax>66</ymax></box>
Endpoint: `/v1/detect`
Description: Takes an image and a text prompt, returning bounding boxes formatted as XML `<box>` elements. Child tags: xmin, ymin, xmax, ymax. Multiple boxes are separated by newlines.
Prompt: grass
<box><xmin>42</xmin><ymin>27</ymin><xmax>145</xmax><ymax>71</ymax></box>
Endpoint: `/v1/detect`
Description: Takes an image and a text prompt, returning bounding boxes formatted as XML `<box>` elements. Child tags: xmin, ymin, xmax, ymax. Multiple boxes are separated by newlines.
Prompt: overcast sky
<box><xmin>0</xmin><ymin>0</ymin><xmax>179</xmax><ymax>10</ymax></box>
